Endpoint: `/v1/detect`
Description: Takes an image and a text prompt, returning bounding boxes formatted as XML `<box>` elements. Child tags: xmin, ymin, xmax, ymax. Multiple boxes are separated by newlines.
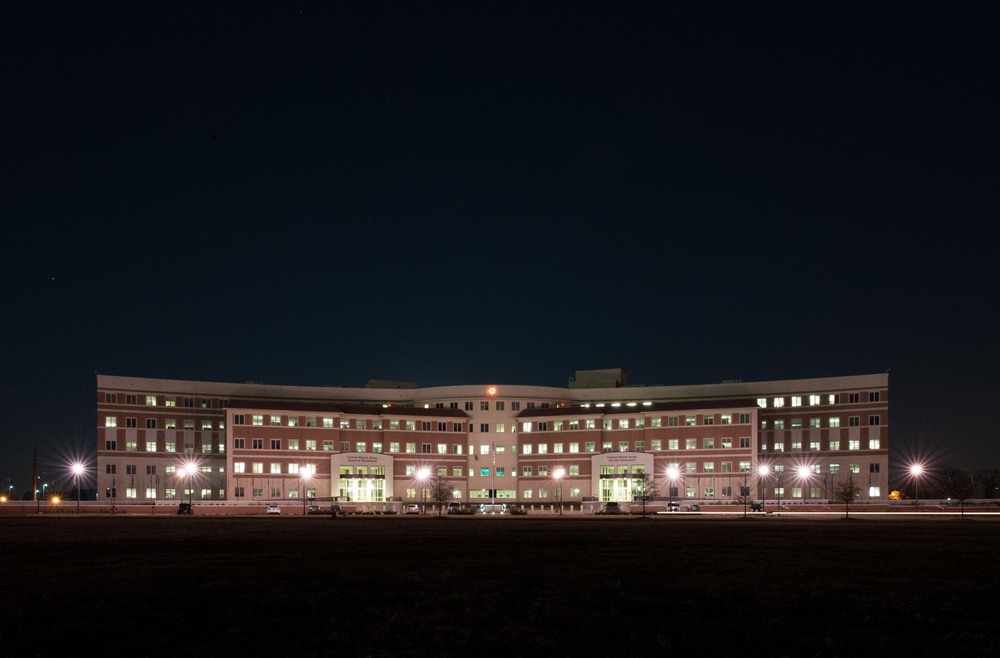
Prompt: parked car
<box><xmin>404</xmin><ymin>503</ymin><xmax>420</xmax><ymax>514</ymax></box>
<box><xmin>686</xmin><ymin>504</ymin><xmax>701</xmax><ymax>512</ymax></box>
<box><xmin>329</xmin><ymin>503</ymin><xmax>343</xmax><ymax>517</ymax></box>
<box><xmin>750</xmin><ymin>503</ymin><xmax>764</xmax><ymax>512</ymax></box>
<box><xmin>604</xmin><ymin>501</ymin><xmax>624</xmax><ymax>514</ymax></box>
<box><xmin>307</xmin><ymin>505</ymin><xmax>323</xmax><ymax>515</ymax></box>
<box><xmin>667</xmin><ymin>501</ymin><xmax>681</xmax><ymax>512</ymax></box>
<box><xmin>265</xmin><ymin>504</ymin><xmax>281</xmax><ymax>515</ymax></box>
<box><xmin>479</xmin><ymin>503</ymin><xmax>507</xmax><ymax>515</ymax></box>
<box><xmin>176</xmin><ymin>503</ymin><xmax>193</xmax><ymax>515</ymax></box>
<box><xmin>447</xmin><ymin>502</ymin><xmax>463</xmax><ymax>515</ymax></box>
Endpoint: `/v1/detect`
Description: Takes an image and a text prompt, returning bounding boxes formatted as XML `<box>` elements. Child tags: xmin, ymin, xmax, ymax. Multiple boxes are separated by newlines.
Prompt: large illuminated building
<box><xmin>95</xmin><ymin>370</ymin><xmax>889</xmax><ymax>509</ymax></box>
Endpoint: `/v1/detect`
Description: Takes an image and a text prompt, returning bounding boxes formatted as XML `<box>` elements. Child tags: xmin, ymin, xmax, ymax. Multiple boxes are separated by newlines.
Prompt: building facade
<box><xmin>95</xmin><ymin>370</ymin><xmax>889</xmax><ymax>507</ymax></box>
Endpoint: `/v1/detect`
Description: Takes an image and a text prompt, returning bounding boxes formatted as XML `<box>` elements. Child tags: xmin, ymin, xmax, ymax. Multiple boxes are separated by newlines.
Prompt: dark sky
<box><xmin>2</xmin><ymin>2</ymin><xmax>998</xmax><ymax>492</ymax></box>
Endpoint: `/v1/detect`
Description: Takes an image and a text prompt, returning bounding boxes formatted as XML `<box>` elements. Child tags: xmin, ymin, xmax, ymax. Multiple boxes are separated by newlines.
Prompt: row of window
<box><xmin>233</xmin><ymin>415</ymin><xmax>466</xmax><ymax>431</ymax></box>
<box><xmin>105</xmin><ymin>455</ymin><xmax>882</xmax><ymax>479</ymax></box>
<box><xmin>226</xmin><ymin>437</ymin><xmax>758</xmax><ymax>455</ymax></box>
<box><xmin>766</xmin><ymin>438</ymin><xmax>881</xmax><ymax>451</ymax></box>
<box><xmin>105</xmin><ymin>434</ymin><xmax>883</xmax><ymax>456</ymax></box>
<box><xmin>762</xmin><ymin>415</ymin><xmax>881</xmax><ymax>429</ymax></box>
<box><xmin>104</xmin><ymin>440</ymin><xmax>221</xmax><ymax>453</ymax></box>
<box><xmin>758</xmin><ymin>392</ymin><xmax>882</xmax><ymax>408</ymax></box>
<box><xmin>103</xmin><ymin>483</ymin><xmax>885</xmax><ymax>501</ymax></box>
<box><xmin>521</xmin><ymin>414</ymin><xmax>752</xmax><ymax>432</ymax></box>
<box><xmin>107</xmin><ymin>412</ymin><xmax>880</xmax><ymax>433</ymax></box>
<box><xmin>105</xmin><ymin>417</ymin><xmax>223</xmax><ymax>430</ymax></box>
<box><xmin>104</xmin><ymin>393</ymin><xmax>226</xmax><ymax>409</ymax></box>
<box><xmin>233</xmin><ymin>462</ymin><xmax>319</xmax><ymax>474</ymax></box>
<box><xmin>104</xmin><ymin>464</ymin><xmax>217</xmax><ymax>475</ymax></box>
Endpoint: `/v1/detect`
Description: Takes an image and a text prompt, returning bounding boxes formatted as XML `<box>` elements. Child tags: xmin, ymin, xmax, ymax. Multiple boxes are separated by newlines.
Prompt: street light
<box><xmin>178</xmin><ymin>465</ymin><xmax>195</xmax><ymax>509</ymax></box>
<box><xmin>666</xmin><ymin>466</ymin><xmax>680</xmax><ymax>508</ymax></box>
<box><xmin>910</xmin><ymin>464</ymin><xmax>924</xmax><ymax>511</ymax></box>
<box><xmin>301</xmin><ymin>465</ymin><xmax>313</xmax><ymax>515</ymax></box>
<box><xmin>553</xmin><ymin>467</ymin><xmax>565</xmax><ymax>515</ymax></box>
<box><xmin>775</xmin><ymin>469</ymin><xmax>782</xmax><ymax>510</ymax></box>
<box><xmin>71</xmin><ymin>463</ymin><xmax>84</xmax><ymax>514</ymax></box>
<box><xmin>758</xmin><ymin>464</ymin><xmax>770</xmax><ymax>513</ymax></box>
<box><xmin>417</xmin><ymin>467</ymin><xmax>430</xmax><ymax>514</ymax></box>
<box><xmin>797</xmin><ymin>466</ymin><xmax>812</xmax><ymax>504</ymax></box>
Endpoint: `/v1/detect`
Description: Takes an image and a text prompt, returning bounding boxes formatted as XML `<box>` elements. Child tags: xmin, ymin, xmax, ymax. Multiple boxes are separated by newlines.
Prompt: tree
<box><xmin>831</xmin><ymin>475</ymin><xmax>861</xmax><ymax>519</ymax></box>
<box><xmin>733</xmin><ymin>473</ymin><xmax>753</xmax><ymax>518</ymax></box>
<box><xmin>943</xmin><ymin>469</ymin><xmax>977</xmax><ymax>520</ymax></box>
<box><xmin>429</xmin><ymin>475</ymin><xmax>453</xmax><ymax>517</ymax></box>
<box><xmin>634</xmin><ymin>471</ymin><xmax>659</xmax><ymax>517</ymax></box>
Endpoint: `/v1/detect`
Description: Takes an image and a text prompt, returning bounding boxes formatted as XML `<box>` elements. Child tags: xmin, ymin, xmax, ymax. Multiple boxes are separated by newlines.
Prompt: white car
<box><xmin>404</xmin><ymin>504</ymin><xmax>420</xmax><ymax>514</ymax></box>
<box><xmin>265</xmin><ymin>504</ymin><xmax>281</xmax><ymax>515</ymax></box>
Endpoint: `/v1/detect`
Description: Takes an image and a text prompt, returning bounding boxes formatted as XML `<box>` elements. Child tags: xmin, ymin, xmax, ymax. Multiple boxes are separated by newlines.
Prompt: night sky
<box><xmin>2</xmin><ymin>2</ymin><xmax>998</xmax><ymax>492</ymax></box>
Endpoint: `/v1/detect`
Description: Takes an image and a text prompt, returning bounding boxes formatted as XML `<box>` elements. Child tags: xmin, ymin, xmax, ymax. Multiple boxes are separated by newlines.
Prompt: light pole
<box><xmin>178</xmin><ymin>465</ymin><xmax>194</xmax><ymax>509</ymax></box>
<box><xmin>553</xmin><ymin>467</ymin><xmax>565</xmax><ymax>515</ymax></box>
<box><xmin>301</xmin><ymin>465</ymin><xmax>313</xmax><ymax>515</ymax></box>
<box><xmin>72</xmin><ymin>463</ymin><xmax>84</xmax><ymax>514</ymax></box>
<box><xmin>758</xmin><ymin>464</ymin><xmax>770</xmax><ymax>513</ymax></box>
<box><xmin>797</xmin><ymin>466</ymin><xmax>812</xmax><ymax>504</ymax></box>
<box><xmin>417</xmin><ymin>467</ymin><xmax>430</xmax><ymax>514</ymax></box>
<box><xmin>910</xmin><ymin>464</ymin><xmax>924</xmax><ymax>511</ymax></box>
<box><xmin>666</xmin><ymin>466</ymin><xmax>682</xmax><ymax>510</ymax></box>
<box><xmin>775</xmin><ymin>470</ymin><xmax>782</xmax><ymax>510</ymax></box>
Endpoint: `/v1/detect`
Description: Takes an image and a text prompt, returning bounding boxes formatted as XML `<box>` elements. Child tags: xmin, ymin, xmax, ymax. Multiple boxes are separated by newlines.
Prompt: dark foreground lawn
<box><xmin>1</xmin><ymin>515</ymin><xmax>998</xmax><ymax>657</ymax></box>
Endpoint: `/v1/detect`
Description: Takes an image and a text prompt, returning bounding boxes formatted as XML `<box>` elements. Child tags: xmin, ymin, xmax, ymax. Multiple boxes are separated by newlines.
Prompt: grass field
<box><xmin>1</xmin><ymin>515</ymin><xmax>998</xmax><ymax>657</ymax></box>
